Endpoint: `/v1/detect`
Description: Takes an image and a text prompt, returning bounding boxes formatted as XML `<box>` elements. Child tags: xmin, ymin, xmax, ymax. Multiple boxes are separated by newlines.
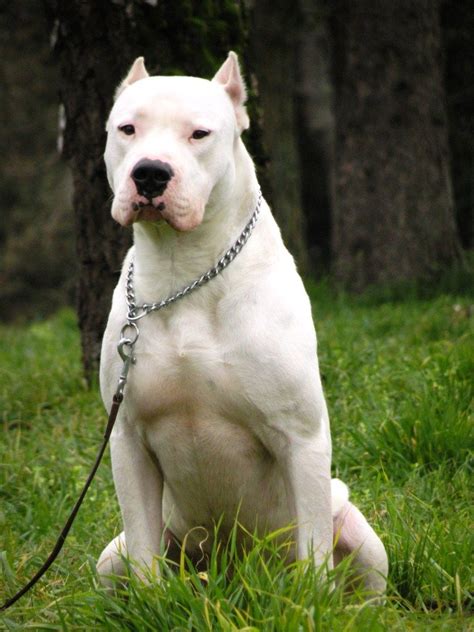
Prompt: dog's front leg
<box><xmin>111</xmin><ymin>417</ymin><xmax>163</xmax><ymax>578</ymax></box>
<box><xmin>284</xmin><ymin>436</ymin><xmax>333</xmax><ymax>570</ymax></box>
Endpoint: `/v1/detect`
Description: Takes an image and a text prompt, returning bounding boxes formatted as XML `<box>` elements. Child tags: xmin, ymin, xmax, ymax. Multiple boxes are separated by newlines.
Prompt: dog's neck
<box><xmin>132</xmin><ymin>140</ymin><xmax>259</xmax><ymax>300</ymax></box>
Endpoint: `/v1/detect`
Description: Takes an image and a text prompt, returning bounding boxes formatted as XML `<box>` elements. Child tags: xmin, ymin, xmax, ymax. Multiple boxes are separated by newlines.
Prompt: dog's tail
<box><xmin>331</xmin><ymin>478</ymin><xmax>349</xmax><ymax>517</ymax></box>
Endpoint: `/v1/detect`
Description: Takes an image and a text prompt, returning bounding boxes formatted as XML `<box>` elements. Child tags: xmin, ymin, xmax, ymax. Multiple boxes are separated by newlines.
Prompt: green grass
<box><xmin>0</xmin><ymin>278</ymin><xmax>473</xmax><ymax>630</ymax></box>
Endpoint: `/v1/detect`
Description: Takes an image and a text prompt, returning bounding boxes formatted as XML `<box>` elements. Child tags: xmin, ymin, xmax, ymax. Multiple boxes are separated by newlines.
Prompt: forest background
<box><xmin>1</xmin><ymin>0</ymin><xmax>472</xmax><ymax>376</ymax></box>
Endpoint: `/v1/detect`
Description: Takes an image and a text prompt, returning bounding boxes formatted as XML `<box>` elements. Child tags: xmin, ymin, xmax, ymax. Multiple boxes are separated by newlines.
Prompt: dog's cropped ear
<box><xmin>115</xmin><ymin>57</ymin><xmax>149</xmax><ymax>100</ymax></box>
<box><xmin>212</xmin><ymin>51</ymin><xmax>249</xmax><ymax>132</ymax></box>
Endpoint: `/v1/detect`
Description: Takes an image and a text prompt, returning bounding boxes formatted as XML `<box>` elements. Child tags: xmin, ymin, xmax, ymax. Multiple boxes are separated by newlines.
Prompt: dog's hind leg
<box><xmin>332</xmin><ymin>479</ymin><xmax>388</xmax><ymax>600</ymax></box>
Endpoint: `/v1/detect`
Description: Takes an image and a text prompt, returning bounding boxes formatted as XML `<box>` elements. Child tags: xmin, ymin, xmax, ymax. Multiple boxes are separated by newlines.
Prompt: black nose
<box><xmin>131</xmin><ymin>159</ymin><xmax>174</xmax><ymax>199</ymax></box>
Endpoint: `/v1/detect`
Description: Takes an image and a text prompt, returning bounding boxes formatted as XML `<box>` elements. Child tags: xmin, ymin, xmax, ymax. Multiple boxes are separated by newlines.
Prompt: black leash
<box><xmin>0</xmin><ymin>394</ymin><xmax>123</xmax><ymax>611</ymax></box>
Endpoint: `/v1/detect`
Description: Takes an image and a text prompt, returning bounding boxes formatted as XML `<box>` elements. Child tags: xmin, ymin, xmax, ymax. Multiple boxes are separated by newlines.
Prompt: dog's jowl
<box><xmin>98</xmin><ymin>52</ymin><xmax>388</xmax><ymax>597</ymax></box>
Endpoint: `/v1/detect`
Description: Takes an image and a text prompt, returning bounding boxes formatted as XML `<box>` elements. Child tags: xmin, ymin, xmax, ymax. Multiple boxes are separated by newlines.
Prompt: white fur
<box><xmin>98</xmin><ymin>53</ymin><xmax>387</xmax><ymax>598</ymax></box>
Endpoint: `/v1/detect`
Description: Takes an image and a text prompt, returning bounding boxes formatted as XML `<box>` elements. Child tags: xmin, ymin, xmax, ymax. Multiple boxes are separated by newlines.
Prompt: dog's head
<box><xmin>104</xmin><ymin>52</ymin><xmax>249</xmax><ymax>231</ymax></box>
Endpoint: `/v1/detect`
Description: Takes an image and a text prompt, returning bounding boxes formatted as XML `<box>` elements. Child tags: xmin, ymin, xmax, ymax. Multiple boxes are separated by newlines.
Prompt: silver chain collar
<box><xmin>115</xmin><ymin>188</ymin><xmax>263</xmax><ymax>398</ymax></box>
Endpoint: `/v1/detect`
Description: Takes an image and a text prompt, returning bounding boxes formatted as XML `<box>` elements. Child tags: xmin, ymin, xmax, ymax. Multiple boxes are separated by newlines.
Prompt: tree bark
<box><xmin>249</xmin><ymin>0</ymin><xmax>308</xmax><ymax>272</ymax></box>
<box><xmin>43</xmin><ymin>1</ymin><xmax>134</xmax><ymax>379</ymax></box>
<box><xmin>441</xmin><ymin>0</ymin><xmax>474</xmax><ymax>249</ymax></box>
<box><xmin>43</xmin><ymin>0</ymin><xmax>250</xmax><ymax>380</ymax></box>
<box><xmin>296</xmin><ymin>0</ymin><xmax>334</xmax><ymax>273</ymax></box>
<box><xmin>330</xmin><ymin>0</ymin><xmax>460</xmax><ymax>290</ymax></box>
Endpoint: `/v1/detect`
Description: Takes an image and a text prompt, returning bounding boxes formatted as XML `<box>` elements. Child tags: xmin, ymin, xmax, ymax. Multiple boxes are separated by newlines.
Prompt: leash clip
<box><xmin>115</xmin><ymin>322</ymin><xmax>139</xmax><ymax>398</ymax></box>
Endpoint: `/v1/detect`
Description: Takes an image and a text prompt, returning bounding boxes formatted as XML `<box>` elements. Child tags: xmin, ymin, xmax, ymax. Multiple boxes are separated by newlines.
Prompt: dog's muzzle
<box><xmin>131</xmin><ymin>159</ymin><xmax>174</xmax><ymax>199</ymax></box>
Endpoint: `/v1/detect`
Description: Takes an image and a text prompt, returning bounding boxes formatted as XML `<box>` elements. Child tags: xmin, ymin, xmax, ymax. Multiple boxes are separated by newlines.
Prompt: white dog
<box><xmin>97</xmin><ymin>52</ymin><xmax>388</xmax><ymax>596</ymax></box>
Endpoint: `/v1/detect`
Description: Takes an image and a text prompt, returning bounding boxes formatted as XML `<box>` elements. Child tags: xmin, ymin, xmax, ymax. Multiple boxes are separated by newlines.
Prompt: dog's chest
<box><xmin>126</xmin><ymin>301</ymin><xmax>243</xmax><ymax>422</ymax></box>
<box><xmin>122</xmin><ymin>302</ymin><xmax>284</xmax><ymax>523</ymax></box>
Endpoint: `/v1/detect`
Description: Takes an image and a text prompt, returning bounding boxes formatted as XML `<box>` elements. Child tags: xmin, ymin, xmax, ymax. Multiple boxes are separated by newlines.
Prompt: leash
<box><xmin>0</xmin><ymin>189</ymin><xmax>262</xmax><ymax>611</ymax></box>
<box><xmin>0</xmin><ymin>395</ymin><xmax>123</xmax><ymax>612</ymax></box>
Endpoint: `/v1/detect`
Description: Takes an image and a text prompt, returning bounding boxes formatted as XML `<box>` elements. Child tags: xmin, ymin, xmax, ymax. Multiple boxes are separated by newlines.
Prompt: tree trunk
<box><xmin>330</xmin><ymin>1</ymin><xmax>460</xmax><ymax>290</ymax></box>
<box><xmin>43</xmin><ymin>1</ymin><xmax>249</xmax><ymax>380</ymax></box>
<box><xmin>43</xmin><ymin>1</ymin><xmax>134</xmax><ymax>379</ymax></box>
<box><xmin>249</xmin><ymin>0</ymin><xmax>308</xmax><ymax>271</ymax></box>
<box><xmin>441</xmin><ymin>0</ymin><xmax>474</xmax><ymax>249</ymax></box>
<box><xmin>296</xmin><ymin>0</ymin><xmax>334</xmax><ymax>274</ymax></box>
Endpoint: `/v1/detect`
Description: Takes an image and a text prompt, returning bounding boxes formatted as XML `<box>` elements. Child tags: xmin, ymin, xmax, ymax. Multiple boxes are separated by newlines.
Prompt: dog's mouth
<box><xmin>120</xmin><ymin>195</ymin><xmax>201</xmax><ymax>232</ymax></box>
<box><xmin>132</xmin><ymin>200</ymin><xmax>165</xmax><ymax>213</ymax></box>
<box><xmin>131</xmin><ymin>200</ymin><xmax>166</xmax><ymax>223</ymax></box>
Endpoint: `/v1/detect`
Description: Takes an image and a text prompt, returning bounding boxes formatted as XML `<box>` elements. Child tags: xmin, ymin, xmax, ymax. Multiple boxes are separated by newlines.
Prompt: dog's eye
<box><xmin>119</xmin><ymin>124</ymin><xmax>135</xmax><ymax>136</ymax></box>
<box><xmin>191</xmin><ymin>129</ymin><xmax>211</xmax><ymax>140</ymax></box>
